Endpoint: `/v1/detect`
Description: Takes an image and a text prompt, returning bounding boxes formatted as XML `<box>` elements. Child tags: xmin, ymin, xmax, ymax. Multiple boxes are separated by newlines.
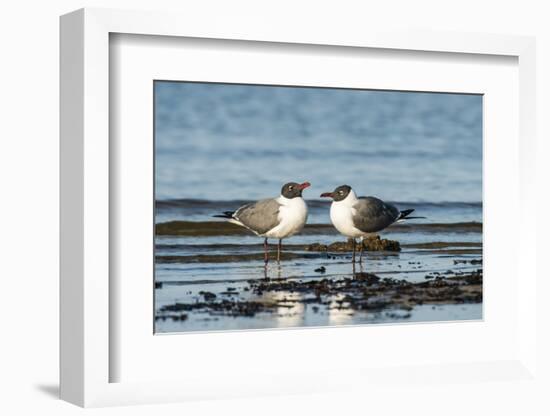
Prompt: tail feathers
<box><xmin>397</xmin><ymin>209</ymin><xmax>426</xmax><ymax>221</ymax></box>
<box><xmin>212</xmin><ymin>211</ymin><xmax>235</xmax><ymax>219</ymax></box>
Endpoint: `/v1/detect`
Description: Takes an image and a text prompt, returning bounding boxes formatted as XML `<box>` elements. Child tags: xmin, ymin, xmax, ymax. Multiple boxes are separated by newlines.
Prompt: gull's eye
<box><xmin>339</xmin><ymin>191</ymin><xmax>344</xmax><ymax>194</ymax></box>
<box><xmin>289</xmin><ymin>186</ymin><xmax>294</xmax><ymax>190</ymax></box>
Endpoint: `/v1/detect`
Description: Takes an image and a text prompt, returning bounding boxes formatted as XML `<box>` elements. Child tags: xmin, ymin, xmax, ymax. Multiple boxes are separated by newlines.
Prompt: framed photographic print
<box><xmin>60</xmin><ymin>8</ymin><xmax>538</xmax><ymax>407</ymax></box>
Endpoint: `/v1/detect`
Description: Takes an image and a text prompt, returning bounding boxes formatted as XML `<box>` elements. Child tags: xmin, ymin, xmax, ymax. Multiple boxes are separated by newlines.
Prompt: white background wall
<box><xmin>1</xmin><ymin>1</ymin><xmax>548</xmax><ymax>414</ymax></box>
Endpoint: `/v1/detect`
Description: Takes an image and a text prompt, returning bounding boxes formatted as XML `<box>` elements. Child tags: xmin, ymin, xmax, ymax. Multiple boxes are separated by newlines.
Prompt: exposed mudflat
<box><xmin>156</xmin><ymin>269</ymin><xmax>482</xmax><ymax>324</ymax></box>
<box><xmin>154</xmin><ymin>219</ymin><xmax>483</xmax><ymax>333</ymax></box>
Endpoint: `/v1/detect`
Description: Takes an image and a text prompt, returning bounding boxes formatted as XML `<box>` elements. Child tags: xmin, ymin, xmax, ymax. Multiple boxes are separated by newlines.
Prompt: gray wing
<box><xmin>233</xmin><ymin>198</ymin><xmax>281</xmax><ymax>235</ymax></box>
<box><xmin>352</xmin><ymin>197</ymin><xmax>400</xmax><ymax>233</ymax></box>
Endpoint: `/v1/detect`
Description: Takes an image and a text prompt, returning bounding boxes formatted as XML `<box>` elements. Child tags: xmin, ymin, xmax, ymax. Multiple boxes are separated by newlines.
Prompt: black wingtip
<box><xmin>212</xmin><ymin>211</ymin><xmax>234</xmax><ymax>219</ymax></box>
<box><xmin>399</xmin><ymin>209</ymin><xmax>415</xmax><ymax>219</ymax></box>
<box><xmin>398</xmin><ymin>209</ymin><xmax>426</xmax><ymax>220</ymax></box>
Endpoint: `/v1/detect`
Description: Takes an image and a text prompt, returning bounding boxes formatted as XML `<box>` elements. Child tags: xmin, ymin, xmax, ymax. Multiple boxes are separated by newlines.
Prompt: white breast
<box><xmin>265</xmin><ymin>196</ymin><xmax>308</xmax><ymax>239</ymax></box>
<box><xmin>329</xmin><ymin>191</ymin><xmax>365</xmax><ymax>238</ymax></box>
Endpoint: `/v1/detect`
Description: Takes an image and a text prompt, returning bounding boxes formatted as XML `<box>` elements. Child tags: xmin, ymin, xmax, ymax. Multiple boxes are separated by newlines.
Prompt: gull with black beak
<box><xmin>320</xmin><ymin>185</ymin><xmax>423</xmax><ymax>263</ymax></box>
<box><xmin>214</xmin><ymin>182</ymin><xmax>311</xmax><ymax>264</ymax></box>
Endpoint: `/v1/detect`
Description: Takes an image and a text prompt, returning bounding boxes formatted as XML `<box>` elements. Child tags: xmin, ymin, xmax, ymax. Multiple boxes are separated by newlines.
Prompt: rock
<box><xmin>361</xmin><ymin>236</ymin><xmax>401</xmax><ymax>252</ymax></box>
<box><xmin>305</xmin><ymin>236</ymin><xmax>401</xmax><ymax>252</ymax></box>
<box><xmin>354</xmin><ymin>272</ymin><xmax>380</xmax><ymax>284</ymax></box>
<box><xmin>454</xmin><ymin>259</ymin><xmax>483</xmax><ymax>265</ymax></box>
<box><xmin>199</xmin><ymin>291</ymin><xmax>217</xmax><ymax>301</ymax></box>
<box><xmin>305</xmin><ymin>243</ymin><xmax>328</xmax><ymax>252</ymax></box>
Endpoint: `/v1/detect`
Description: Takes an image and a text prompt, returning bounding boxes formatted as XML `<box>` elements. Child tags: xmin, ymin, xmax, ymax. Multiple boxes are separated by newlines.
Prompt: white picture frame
<box><xmin>60</xmin><ymin>7</ymin><xmax>537</xmax><ymax>407</ymax></box>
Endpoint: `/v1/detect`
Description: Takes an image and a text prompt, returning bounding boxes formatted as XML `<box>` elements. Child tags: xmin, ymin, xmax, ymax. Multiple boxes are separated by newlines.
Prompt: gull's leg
<box><xmin>352</xmin><ymin>239</ymin><xmax>356</xmax><ymax>263</ymax></box>
<box><xmin>277</xmin><ymin>239</ymin><xmax>282</xmax><ymax>263</ymax></box>
<box><xmin>359</xmin><ymin>236</ymin><xmax>365</xmax><ymax>264</ymax></box>
<box><xmin>264</xmin><ymin>238</ymin><xmax>269</xmax><ymax>265</ymax></box>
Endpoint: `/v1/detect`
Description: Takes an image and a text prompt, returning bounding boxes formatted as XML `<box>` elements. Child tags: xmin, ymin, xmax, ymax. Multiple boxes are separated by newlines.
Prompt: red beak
<box><xmin>298</xmin><ymin>182</ymin><xmax>311</xmax><ymax>190</ymax></box>
<box><xmin>320</xmin><ymin>192</ymin><xmax>333</xmax><ymax>198</ymax></box>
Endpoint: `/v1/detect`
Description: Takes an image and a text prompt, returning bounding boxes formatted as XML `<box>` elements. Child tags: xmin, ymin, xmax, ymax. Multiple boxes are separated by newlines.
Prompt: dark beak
<box><xmin>320</xmin><ymin>192</ymin><xmax>333</xmax><ymax>198</ymax></box>
<box><xmin>298</xmin><ymin>182</ymin><xmax>311</xmax><ymax>190</ymax></box>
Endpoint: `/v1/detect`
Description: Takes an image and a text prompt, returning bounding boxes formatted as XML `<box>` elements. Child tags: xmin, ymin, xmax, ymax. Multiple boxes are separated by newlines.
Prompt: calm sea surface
<box><xmin>154</xmin><ymin>82</ymin><xmax>483</xmax><ymax>333</ymax></box>
<box><xmin>155</xmin><ymin>82</ymin><xmax>482</xmax><ymax>205</ymax></box>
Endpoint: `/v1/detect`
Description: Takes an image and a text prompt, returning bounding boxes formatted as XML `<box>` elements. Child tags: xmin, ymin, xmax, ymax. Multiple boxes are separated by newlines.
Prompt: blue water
<box><xmin>155</xmin><ymin>82</ymin><xmax>482</xmax><ymax>205</ymax></box>
<box><xmin>155</xmin><ymin>199</ymin><xmax>482</xmax><ymax>225</ymax></box>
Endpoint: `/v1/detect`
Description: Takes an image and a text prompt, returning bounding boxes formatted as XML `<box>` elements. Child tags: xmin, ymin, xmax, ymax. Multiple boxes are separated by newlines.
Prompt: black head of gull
<box><xmin>281</xmin><ymin>182</ymin><xmax>311</xmax><ymax>199</ymax></box>
<box><xmin>320</xmin><ymin>184</ymin><xmax>352</xmax><ymax>202</ymax></box>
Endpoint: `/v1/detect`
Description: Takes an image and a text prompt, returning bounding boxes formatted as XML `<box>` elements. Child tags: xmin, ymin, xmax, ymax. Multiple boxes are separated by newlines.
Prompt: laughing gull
<box><xmin>214</xmin><ymin>182</ymin><xmax>311</xmax><ymax>264</ymax></box>
<box><xmin>320</xmin><ymin>185</ymin><xmax>423</xmax><ymax>263</ymax></box>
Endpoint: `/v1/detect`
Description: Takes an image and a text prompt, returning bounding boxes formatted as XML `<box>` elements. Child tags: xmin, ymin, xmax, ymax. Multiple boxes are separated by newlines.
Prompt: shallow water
<box><xmin>154</xmin><ymin>250</ymin><xmax>483</xmax><ymax>333</ymax></box>
<box><xmin>156</xmin><ymin>199</ymin><xmax>482</xmax><ymax>224</ymax></box>
<box><xmin>155</xmin><ymin>211</ymin><xmax>482</xmax><ymax>333</ymax></box>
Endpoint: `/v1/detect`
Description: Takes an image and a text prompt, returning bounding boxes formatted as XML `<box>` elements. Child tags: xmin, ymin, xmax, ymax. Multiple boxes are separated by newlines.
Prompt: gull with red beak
<box><xmin>214</xmin><ymin>182</ymin><xmax>311</xmax><ymax>264</ymax></box>
<box><xmin>320</xmin><ymin>185</ymin><xmax>423</xmax><ymax>263</ymax></box>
